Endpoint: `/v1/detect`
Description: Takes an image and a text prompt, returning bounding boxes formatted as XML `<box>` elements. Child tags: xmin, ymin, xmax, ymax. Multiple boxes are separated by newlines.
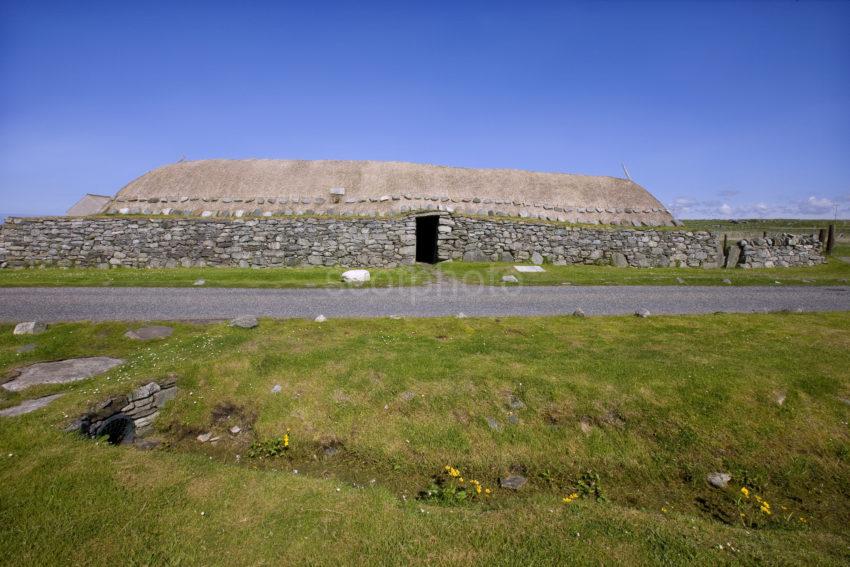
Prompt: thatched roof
<box><xmin>107</xmin><ymin>159</ymin><xmax>673</xmax><ymax>225</ymax></box>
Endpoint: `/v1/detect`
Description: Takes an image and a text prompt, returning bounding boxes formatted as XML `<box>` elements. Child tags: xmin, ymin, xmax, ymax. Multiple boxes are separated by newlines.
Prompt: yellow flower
<box><xmin>458</xmin><ymin>478</ymin><xmax>464</xmax><ymax>483</ymax></box>
<box><xmin>661</xmin><ymin>507</ymin><xmax>668</xmax><ymax>513</ymax></box>
<box><xmin>740</xmin><ymin>487</ymin><xmax>750</xmax><ymax>498</ymax></box>
<box><xmin>445</xmin><ymin>466</ymin><xmax>460</xmax><ymax>478</ymax></box>
<box><xmin>283</xmin><ymin>434</ymin><xmax>289</xmax><ymax>448</ymax></box>
<box><xmin>484</xmin><ymin>488</ymin><xmax>491</xmax><ymax>495</ymax></box>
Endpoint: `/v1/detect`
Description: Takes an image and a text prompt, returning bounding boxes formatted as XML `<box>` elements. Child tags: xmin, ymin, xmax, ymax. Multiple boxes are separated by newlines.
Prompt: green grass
<box><xmin>439</xmin><ymin>253</ymin><xmax>850</xmax><ymax>286</ymax></box>
<box><xmin>1</xmin><ymin>313</ymin><xmax>849</xmax><ymax>565</ymax></box>
<box><xmin>0</xmin><ymin>264</ymin><xmax>434</xmax><ymax>288</ymax></box>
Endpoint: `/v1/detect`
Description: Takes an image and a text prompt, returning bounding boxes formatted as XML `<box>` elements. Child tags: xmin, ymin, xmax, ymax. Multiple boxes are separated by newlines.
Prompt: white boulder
<box><xmin>341</xmin><ymin>269</ymin><xmax>371</xmax><ymax>284</ymax></box>
<box><xmin>13</xmin><ymin>322</ymin><xmax>47</xmax><ymax>336</ymax></box>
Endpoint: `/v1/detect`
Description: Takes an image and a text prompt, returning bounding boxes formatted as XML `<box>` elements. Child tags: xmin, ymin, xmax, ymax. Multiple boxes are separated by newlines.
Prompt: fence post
<box><xmin>818</xmin><ymin>228</ymin><xmax>827</xmax><ymax>251</ymax></box>
<box><xmin>826</xmin><ymin>224</ymin><xmax>835</xmax><ymax>255</ymax></box>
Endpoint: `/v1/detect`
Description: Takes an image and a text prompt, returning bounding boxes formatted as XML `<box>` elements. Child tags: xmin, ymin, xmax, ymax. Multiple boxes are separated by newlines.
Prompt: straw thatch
<box><xmin>107</xmin><ymin>159</ymin><xmax>673</xmax><ymax>224</ymax></box>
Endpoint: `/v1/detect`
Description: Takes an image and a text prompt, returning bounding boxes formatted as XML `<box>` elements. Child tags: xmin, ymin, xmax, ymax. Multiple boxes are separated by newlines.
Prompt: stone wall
<box><xmin>0</xmin><ymin>215</ymin><xmax>825</xmax><ymax>269</ymax></box>
<box><xmin>0</xmin><ymin>216</ymin><xmax>416</xmax><ymax>268</ymax></box>
<box><xmin>442</xmin><ymin>216</ymin><xmax>722</xmax><ymax>268</ymax></box>
<box><xmin>736</xmin><ymin>234</ymin><xmax>825</xmax><ymax>268</ymax></box>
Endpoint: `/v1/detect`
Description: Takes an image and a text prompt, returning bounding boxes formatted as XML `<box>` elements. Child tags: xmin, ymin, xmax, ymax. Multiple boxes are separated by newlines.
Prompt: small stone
<box><xmin>197</xmin><ymin>432</ymin><xmax>214</xmax><ymax>443</ymax></box>
<box><xmin>485</xmin><ymin>416</ymin><xmax>501</xmax><ymax>431</ymax></box>
<box><xmin>229</xmin><ymin>316</ymin><xmax>258</xmax><ymax>329</ymax></box>
<box><xmin>635</xmin><ymin>309</ymin><xmax>651</xmax><ymax>318</ymax></box>
<box><xmin>499</xmin><ymin>475</ymin><xmax>528</xmax><ymax>490</ymax></box>
<box><xmin>774</xmin><ymin>391</ymin><xmax>786</xmax><ymax>406</ymax></box>
<box><xmin>707</xmin><ymin>472</ymin><xmax>731</xmax><ymax>489</ymax></box>
<box><xmin>676</xmin><ymin>277</ymin><xmax>686</xmax><ymax>284</ymax></box>
<box><xmin>531</xmin><ymin>252</ymin><xmax>544</xmax><ymax>265</ymax></box>
<box><xmin>501</xmin><ymin>275</ymin><xmax>519</xmax><ymax>283</ymax></box>
<box><xmin>508</xmin><ymin>395</ymin><xmax>526</xmax><ymax>410</ymax></box>
<box><xmin>399</xmin><ymin>391</ymin><xmax>416</xmax><ymax>402</ymax></box>
<box><xmin>722</xmin><ymin>278</ymin><xmax>732</xmax><ymax>285</ymax></box>
<box><xmin>573</xmin><ymin>308</ymin><xmax>586</xmax><ymax>318</ymax></box>
<box><xmin>13</xmin><ymin>322</ymin><xmax>47</xmax><ymax>336</ymax></box>
<box><xmin>193</xmin><ymin>279</ymin><xmax>206</xmax><ymax>286</ymax></box>
<box><xmin>456</xmin><ymin>312</ymin><xmax>468</xmax><ymax>319</ymax></box>
<box><xmin>229</xmin><ymin>426</ymin><xmax>242</xmax><ymax>435</ymax></box>
<box><xmin>315</xmin><ymin>314</ymin><xmax>327</xmax><ymax>323</ymax></box>
<box><xmin>271</xmin><ymin>384</ymin><xmax>282</xmax><ymax>393</ymax></box>
<box><xmin>341</xmin><ymin>269</ymin><xmax>371</xmax><ymax>283</ymax></box>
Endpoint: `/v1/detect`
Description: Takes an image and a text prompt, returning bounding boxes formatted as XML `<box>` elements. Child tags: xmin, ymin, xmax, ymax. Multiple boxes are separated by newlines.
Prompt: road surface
<box><xmin>1</xmin><ymin>284</ymin><xmax>848</xmax><ymax>321</ymax></box>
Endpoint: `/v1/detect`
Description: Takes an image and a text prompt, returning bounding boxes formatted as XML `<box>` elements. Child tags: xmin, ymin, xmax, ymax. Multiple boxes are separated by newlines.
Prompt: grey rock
<box><xmin>573</xmin><ymin>308</ymin><xmax>586</xmax><ymax>318</ymax></box>
<box><xmin>2</xmin><ymin>357</ymin><xmax>124</xmax><ymax>392</ymax></box>
<box><xmin>499</xmin><ymin>475</ymin><xmax>528</xmax><ymax>490</ymax></box>
<box><xmin>154</xmin><ymin>386</ymin><xmax>177</xmax><ymax>407</ymax></box>
<box><xmin>229</xmin><ymin>316</ymin><xmax>258</xmax><ymax>329</ymax></box>
<box><xmin>676</xmin><ymin>277</ymin><xmax>686</xmax><ymax>284</ymax></box>
<box><xmin>722</xmin><ymin>278</ymin><xmax>732</xmax><ymax>285</ymax></box>
<box><xmin>530</xmin><ymin>252</ymin><xmax>544</xmax><ymax>265</ymax></box>
<box><xmin>635</xmin><ymin>309</ymin><xmax>650</xmax><ymax>318</ymax></box>
<box><xmin>129</xmin><ymin>382</ymin><xmax>161</xmax><ymax>402</ymax></box>
<box><xmin>271</xmin><ymin>384</ymin><xmax>282</xmax><ymax>393</ymax></box>
<box><xmin>229</xmin><ymin>425</ymin><xmax>242</xmax><ymax>435</ymax></box>
<box><xmin>507</xmin><ymin>395</ymin><xmax>526</xmax><ymax>410</ymax></box>
<box><xmin>193</xmin><ymin>279</ymin><xmax>206</xmax><ymax>286</ymax></box>
<box><xmin>707</xmin><ymin>472</ymin><xmax>732</xmax><ymax>489</ymax></box>
<box><xmin>315</xmin><ymin>314</ymin><xmax>327</xmax><ymax>323</ymax></box>
<box><xmin>13</xmin><ymin>322</ymin><xmax>47</xmax><ymax>335</ymax></box>
<box><xmin>485</xmin><ymin>416</ymin><xmax>501</xmax><ymax>431</ymax></box>
<box><xmin>501</xmin><ymin>275</ymin><xmax>519</xmax><ymax>283</ymax></box>
<box><xmin>197</xmin><ymin>432</ymin><xmax>214</xmax><ymax>443</ymax></box>
<box><xmin>124</xmin><ymin>326</ymin><xmax>173</xmax><ymax>341</ymax></box>
<box><xmin>0</xmin><ymin>393</ymin><xmax>65</xmax><ymax>417</ymax></box>
<box><xmin>399</xmin><ymin>391</ymin><xmax>416</xmax><ymax>402</ymax></box>
<box><xmin>724</xmin><ymin>245</ymin><xmax>741</xmax><ymax>268</ymax></box>
<box><xmin>611</xmin><ymin>252</ymin><xmax>628</xmax><ymax>268</ymax></box>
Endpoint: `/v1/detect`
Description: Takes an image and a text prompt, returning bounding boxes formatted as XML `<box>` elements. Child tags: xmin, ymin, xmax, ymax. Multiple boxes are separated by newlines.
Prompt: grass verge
<box><xmin>1</xmin><ymin>313</ymin><xmax>849</xmax><ymax>564</ymax></box>
<box><xmin>439</xmin><ymin>250</ymin><xmax>850</xmax><ymax>287</ymax></box>
<box><xmin>0</xmin><ymin>264</ymin><xmax>434</xmax><ymax>288</ymax></box>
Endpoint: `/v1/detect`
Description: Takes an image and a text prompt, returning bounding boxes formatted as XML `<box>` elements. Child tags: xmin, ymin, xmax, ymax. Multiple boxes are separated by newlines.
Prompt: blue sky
<box><xmin>1</xmin><ymin>0</ymin><xmax>848</xmax><ymax>218</ymax></box>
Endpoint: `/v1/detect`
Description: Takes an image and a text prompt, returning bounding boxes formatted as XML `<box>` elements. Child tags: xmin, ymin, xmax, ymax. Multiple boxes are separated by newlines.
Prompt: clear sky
<box><xmin>1</xmin><ymin>0</ymin><xmax>848</xmax><ymax>218</ymax></box>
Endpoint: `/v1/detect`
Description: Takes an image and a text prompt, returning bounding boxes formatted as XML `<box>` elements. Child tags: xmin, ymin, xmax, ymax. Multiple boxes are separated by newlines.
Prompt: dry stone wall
<box><xmin>736</xmin><ymin>235</ymin><xmax>824</xmax><ymax>268</ymax></box>
<box><xmin>442</xmin><ymin>216</ymin><xmax>722</xmax><ymax>268</ymax></box>
<box><xmin>0</xmin><ymin>215</ymin><xmax>824</xmax><ymax>269</ymax></box>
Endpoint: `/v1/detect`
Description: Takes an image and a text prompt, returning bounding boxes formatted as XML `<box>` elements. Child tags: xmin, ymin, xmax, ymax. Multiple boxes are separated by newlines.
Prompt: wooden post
<box><xmin>818</xmin><ymin>229</ymin><xmax>826</xmax><ymax>251</ymax></box>
<box><xmin>826</xmin><ymin>224</ymin><xmax>835</xmax><ymax>255</ymax></box>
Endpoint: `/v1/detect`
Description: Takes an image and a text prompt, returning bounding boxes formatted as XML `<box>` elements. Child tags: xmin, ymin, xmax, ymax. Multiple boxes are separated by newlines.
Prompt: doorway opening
<box><xmin>415</xmin><ymin>216</ymin><xmax>439</xmax><ymax>263</ymax></box>
<box><xmin>91</xmin><ymin>414</ymin><xmax>136</xmax><ymax>445</ymax></box>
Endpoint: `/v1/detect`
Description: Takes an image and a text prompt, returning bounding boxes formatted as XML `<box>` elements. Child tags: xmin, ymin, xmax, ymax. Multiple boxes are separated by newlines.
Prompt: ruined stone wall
<box><xmin>0</xmin><ymin>215</ymin><xmax>824</xmax><ymax>269</ymax></box>
<box><xmin>736</xmin><ymin>235</ymin><xmax>825</xmax><ymax>268</ymax></box>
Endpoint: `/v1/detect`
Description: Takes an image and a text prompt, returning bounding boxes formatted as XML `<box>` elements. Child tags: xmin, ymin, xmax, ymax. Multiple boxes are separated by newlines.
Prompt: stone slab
<box><xmin>0</xmin><ymin>393</ymin><xmax>65</xmax><ymax>417</ymax></box>
<box><xmin>124</xmin><ymin>326</ymin><xmax>173</xmax><ymax>341</ymax></box>
<box><xmin>514</xmin><ymin>266</ymin><xmax>546</xmax><ymax>273</ymax></box>
<box><xmin>2</xmin><ymin>357</ymin><xmax>124</xmax><ymax>392</ymax></box>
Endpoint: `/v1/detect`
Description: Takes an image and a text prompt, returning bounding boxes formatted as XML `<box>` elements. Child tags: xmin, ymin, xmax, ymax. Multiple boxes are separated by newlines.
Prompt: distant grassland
<box><xmin>1</xmin><ymin>312</ymin><xmax>849</xmax><ymax>565</ymax></box>
<box><xmin>683</xmin><ymin>218</ymin><xmax>850</xmax><ymax>236</ymax></box>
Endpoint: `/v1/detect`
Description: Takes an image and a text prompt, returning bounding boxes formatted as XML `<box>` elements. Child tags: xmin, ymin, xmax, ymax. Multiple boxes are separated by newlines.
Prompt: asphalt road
<box><xmin>1</xmin><ymin>284</ymin><xmax>849</xmax><ymax>322</ymax></box>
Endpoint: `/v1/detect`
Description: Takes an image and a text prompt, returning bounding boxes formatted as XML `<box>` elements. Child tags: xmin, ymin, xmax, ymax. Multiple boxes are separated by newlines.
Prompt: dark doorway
<box><xmin>91</xmin><ymin>414</ymin><xmax>136</xmax><ymax>445</ymax></box>
<box><xmin>415</xmin><ymin>216</ymin><xmax>439</xmax><ymax>263</ymax></box>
